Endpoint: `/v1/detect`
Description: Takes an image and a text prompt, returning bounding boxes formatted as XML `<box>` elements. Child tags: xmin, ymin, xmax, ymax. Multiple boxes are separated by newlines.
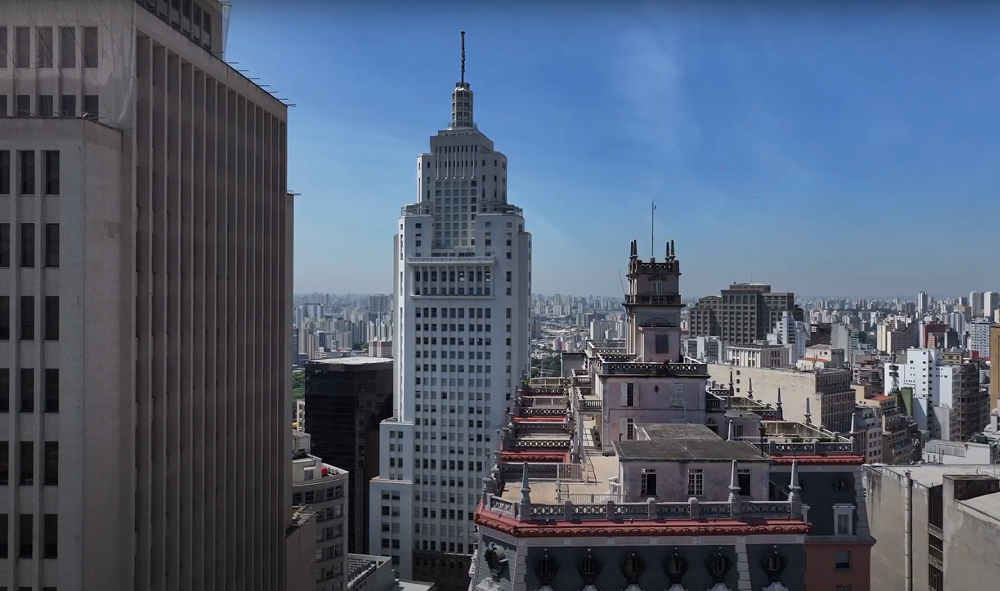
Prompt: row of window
<box><xmin>291</xmin><ymin>485</ymin><xmax>343</xmax><ymax>506</ymax></box>
<box><xmin>1</xmin><ymin>151</ymin><xmax>62</xmax><ymax>195</ymax></box>
<box><xmin>413</xmin><ymin>389</ymin><xmax>493</xmax><ymax>399</ymax></box>
<box><xmin>0</xmin><ymin>296</ymin><xmax>61</xmax><ymax>341</ymax></box>
<box><xmin>0</xmin><ymin>94</ymin><xmax>99</xmax><ymax>121</ymax></box>
<box><xmin>0</xmin><ymin>514</ymin><xmax>58</xmax><ymax>560</ymax></box>
<box><xmin>0</xmin><ymin>441</ymin><xmax>59</xmax><ymax>485</ymax></box>
<box><xmin>0</xmin><ymin>25</ymin><xmax>98</xmax><ymax>69</ymax></box>
<box><xmin>413</xmin><ymin>337</ymin><xmax>511</xmax><ymax>347</ymax></box>
<box><xmin>0</xmin><ymin>368</ymin><xmax>60</xmax><ymax>413</ymax></box>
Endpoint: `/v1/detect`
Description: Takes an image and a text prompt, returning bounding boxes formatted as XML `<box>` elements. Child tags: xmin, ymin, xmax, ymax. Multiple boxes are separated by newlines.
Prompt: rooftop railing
<box><xmin>597</xmin><ymin>360</ymin><xmax>708</xmax><ymax>376</ymax></box>
<box><xmin>624</xmin><ymin>294</ymin><xmax>682</xmax><ymax>306</ymax></box>
<box><xmin>482</xmin><ymin>494</ymin><xmax>798</xmax><ymax>523</ymax></box>
<box><xmin>500</xmin><ymin>462</ymin><xmax>584</xmax><ymax>482</ymax></box>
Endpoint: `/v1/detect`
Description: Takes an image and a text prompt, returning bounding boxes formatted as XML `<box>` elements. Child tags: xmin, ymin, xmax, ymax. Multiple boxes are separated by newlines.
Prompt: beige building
<box><xmin>0</xmin><ymin>2</ymin><xmax>292</xmax><ymax>590</ymax></box>
<box><xmin>708</xmin><ymin>364</ymin><xmax>855</xmax><ymax>433</ymax></box>
<box><xmin>687</xmin><ymin>283</ymin><xmax>801</xmax><ymax>344</ymax></box>
<box><xmin>990</xmin><ymin>324</ymin><xmax>1000</xmax><ymax>409</ymax></box>
<box><xmin>726</xmin><ymin>342</ymin><xmax>789</xmax><ymax>368</ymax></box>
<box><xmin>867</xmin><ymin>464</ymin><xmax>1000</xmax><ymax>591</ymax></box>
<box><xmin>292</xmin><ymin>432</ymin><xmax>349</xmax><ymax>591</ymax></box>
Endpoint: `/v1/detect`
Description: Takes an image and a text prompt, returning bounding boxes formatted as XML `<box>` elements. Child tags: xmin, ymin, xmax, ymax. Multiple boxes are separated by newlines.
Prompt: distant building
<box><xmin>967</xmin><ymin>319</ymin><xmax>992</xmax><ymax>358</ymax></box>
<box><xmin>796</xmin><ymin>344</ymin><xmax>846</xmax><ymax>370</ymax></box>
<box><xmin>347</xmin><ymin>554</ymin><xmax>436</xmax><ymax>591</ymax></box>
<box><xmin>368</xmin><ymin>338</ymin><xmax>393</xmax><ymax>359</ymax></box>
<box><xmin>306</xmin><ymin>358</ymin><xmax>394</xmax><ymax>555</ymax></box>
<box><xmin>682</xmin><ymin>335</ymin><xmax>727</xmax><ymax>363</ymax></box>
<box><xmin>727</xmin><ymin>342</ymin><xmax>790</xmax><ymax>368</ymax></box>
<box><xmin>991</xmin><ymin>324</ymin><xmax>1000</xmax><ymax>409</ymax></box>
<box><xmin>687</xmin><ymin>283</ymin><xmax>802</xmax><ymax>344</ymax></box>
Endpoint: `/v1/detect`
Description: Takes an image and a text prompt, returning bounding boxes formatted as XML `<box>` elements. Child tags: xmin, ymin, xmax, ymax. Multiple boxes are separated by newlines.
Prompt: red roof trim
<box><xmin>770</xmin><ymin>456</ymin><xmax>865</xmax><ymax>465</ymax></box>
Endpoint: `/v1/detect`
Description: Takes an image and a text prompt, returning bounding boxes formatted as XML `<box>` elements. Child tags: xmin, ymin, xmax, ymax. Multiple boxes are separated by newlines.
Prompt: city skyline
<box><xmin>228</xmin><ymin>2</ymin><xmax>1000</xmax><ymax>297</ymax></box>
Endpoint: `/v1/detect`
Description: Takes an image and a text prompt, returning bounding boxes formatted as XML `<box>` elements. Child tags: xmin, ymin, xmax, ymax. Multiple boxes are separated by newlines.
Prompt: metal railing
<box><xmin>624</xmin><ymin>294</ymin><xmax>682</xmax><ymax>306</ymax></box>
<box><xmin>500</xmin><ymin>462</ymin><xmax>584</xmax><ymax>482</ymax></box>
<box><xmin>482</xmin><ymin>494</ymin><xmax>798</xmax><ymax>522</ymax></box>
<box><xmin>598</xmin><ymin>361</ymin><xmax>707</xmax><ymax>376</ymax></box>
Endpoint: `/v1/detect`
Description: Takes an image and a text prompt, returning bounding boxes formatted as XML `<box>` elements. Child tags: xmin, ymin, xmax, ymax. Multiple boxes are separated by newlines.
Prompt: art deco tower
<box><xmin>369</xmin><ymin>33</ymin><xmax>532</xmax><ymax>591</ymax></box>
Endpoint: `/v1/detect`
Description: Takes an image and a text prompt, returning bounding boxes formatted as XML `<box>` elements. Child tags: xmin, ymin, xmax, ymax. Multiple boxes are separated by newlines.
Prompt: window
<box><xmin>45</xmin><ymin>224</ymin><xmax>59</xmax><ymax>267</ymax></box>
<box><xmin>20</xmin><ymin>369</ymin><xmax>33</xmax><ymax>413</ymax></box>
<box><xmin>834</xmin><ymin>550</ymin><xmax>852</xmax><ymax>570</ymax></box>
<box><xmin>44</xmin><ymin>369</ymin><xmax>58</xmax><ymax>413</ymax></box>
<box><xmin>19</xmin><ymin>514</ymin><xmax>32</xmax><ymax>558</ymax></box>
<box><xmin>60</xmin><ymin>27</ymin><xmax>77</xmax><ymax>68</ymax></box>
<box><xmin>44</xmin><ymin>297</ymin><xmax>59</xmax><ymax>340</ymax></box>
<box><xmin>0</xmin><ymin>369</ymin><xmax>8</xmax><ymax>412</ymax></box>
<box><xmin>0</xmin><ymin>26</ymin><xmax>6</xmax><ymax>68</ymax></box>
<box><xmin>15</xmin><ymin>27</ymin><xmax>29</xmax><ymax>68</ymax></box>
<box><xmin>37</xmin><ymin>27</ymin><xmax>54</xmax><ymax>68</ymax></box>
<box><xmin>833</xmin><ymin>504</ymin><xmax>855</xmax><ymax>536</ymax></box>
<box><xmin>20</xmin><ymin>223</ymin><xmax>34</xmax><ymax>267</ymax></box>
<box><xmin>44</xmin><ymin>151</ymin><xmax>59</xmax><ymax>194</ymax></box>
<box><xmin>640</xmin><ymin>468</ymin><xmax>656</xmax><ymax>497</ymax></box>
<box><xmin>20</xmin><ymin>296</ymin><xmax>34</xmax><ymax>340</ymax></box>
<box><xmin>83</xmin><ymin>95</ymin><xmax>99</xmax><ymax>120</ymax></box>
<box><xmin>43</xmin><ymin>514</ymin><xmax>57</xmax><ymax>558</ymax></box>
<box><xmin>38</xmin><ymin>95</ymin><xmax>54</xmax><ymax>117</ymax></box>
<box><xmin>0</xmin><ymin>514</ymin><xmax>6</xmax><ymax>557</ymax></box>
<box><xmin>737</xmin><ymin>469</ymin><xmax>751</xmax><ymax>496</ymax></box>
<box><xmin>670</xmin><ymin>383</ymin><xmax>684</xmax><ymax>408</ymax></box>
<box><xmin>0</xmin><ymin>442</ymin><xmax>7</xmax><ymax>484</ymax></box>
<box><xmin>60</xmin><ymin>95</ymin><xmax>76</xmax><ymax>117</ymax></box>
<box><xmin>16</xmin><ymin>95</ymin><xmax>29</xmax><ymax>117</ymax></box>
<box><xmin>0</xmin><ymin>152</ymin><xmax>8</xmax><ymax>194</ymax></box>
<box><xmin>0</xmin><ymin>297</ymin><xmax>8</xmax><ymax>340</ymax></box>
<box><xmin>20</xmin><ymin>442</ymin><xmax>33</xmax><ymax>484</ymax></box>
<box><xmin>19</xmin><ymin>151</ymin><xmax>34</xmax><ymax>194</ymax></box>
<box><xmin>621</xmin><ymin>382</ymin><xmax>635</xmax><ymax>407</ymax></box>
<box><xmin>44</xmin><ymin>442</ymin><xmax>57</xmax><ymax>485</ymax></box>
<box><xmin>687</xmin><ymin>469</ymin><xmax>704</xmax><ymax>496</ymax></box>
<box><xmin>82</xmin><ymin>27</ymin><xmax>98</xmax><ymax>68</ymax></box>
<box><xmin>0</xmin><ymin>94</ymin><xmax>5</xmax><ymax>117</ymax></box>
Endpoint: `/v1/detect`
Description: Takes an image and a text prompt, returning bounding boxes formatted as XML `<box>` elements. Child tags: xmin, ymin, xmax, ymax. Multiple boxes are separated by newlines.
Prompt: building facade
<box><xmin>0</xmin><ymin>2</ymin><xmax>292</xmax><ymax>589</ymax></box>
<box><xmin>368</xmin><ymin>36</ymin><xmax>532</xmax><ymax>590</ymax></box>
<box><xmin>306</xmin><ymin>358</ymin><xmax>394</xmax><ymax>555</ymax></box>
<box><xmin>687</xmin><ymin>283</ymin><xmax>802</xmax><ymax>345</ymax></box>
<box><xmin>292</xmin><ymin>432</ymin><xmax>350</xmax><ymax>591</ymax></box>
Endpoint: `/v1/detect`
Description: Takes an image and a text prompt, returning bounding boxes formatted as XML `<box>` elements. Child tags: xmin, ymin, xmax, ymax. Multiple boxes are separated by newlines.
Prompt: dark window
<box><xmin>18</xmin><ymin>514</ymin><xmax>32</xmax><ymax>558</ymax></box>
<box><xmin>0</xmin><ymin>369</ymin><xmax>8</xmax><ymax>412</ymax></box>
<box><xmin>37</xmin><ymin>27</ymin><xmax>54</xmax><ymax>68</ymax></box>
<box><xmin>44</xmin><ymin>442</ymin><xmax>58</xmax><ymax>485</ymax></box>
<box><xmin>19</xmin><ymin>442</ymin><xmax>33</xmax><ymax>485</ymax></box>
<box><xmin>44</xmin><ymin>369</ymin><xmax>58</xmax><ymax>413</ymax></box>
<box><xmin>60</xmin><ymin>95</ymin><xmax>76</xmax><ymax>117</ymax></box>
<box><xmin>0</xmin><ymin>442</ymin><xmax>7</xmax><ymax>484</ymax></box>
<box><xmin>60</xmin><ymin>27</ymin><xmax>76</xmax><ymax>68</ymax></box>
<box><xmin>38</xmin><ymin>95</ymin><xmax>54</xmax><ymax>117</ymax></box>
<box><xmin>0</xmin><ymin>95</ymin><xmax>6</xmax><ymax>117</ymax></box>
<box><xmin>19</xmin><ymin>296</ymin><xmax>34</xmax><ymax>341</ymax></box>
<box><xmin>44</xmin><ymin>297</ymin><xmax>58</xmax><ymax>341</ymax></box>
<box><xmin>738</xmin><ymin>470</ymin><xmax>752</xmax><ymax>496</ymax></box>
<box><xmin>835</xmin><ymin>550</ymin><xmax>852</xmax><ymax>570</ymax></box>
<box><xmin>45</xmin><ymin>224</ymin><xmax>59</xmax><ymax>267</ymax></box>
<box><xmin>0</xmin><ymin>298</ymin><xmax>8</xmax><ymax>340</ymax></box>
<box><xmin>0</xmin><ymin>152</ymin><xmax>9</xmax><ymax>193</ymax></box>
<box><xmin>44</xmin><ymin>151</ymin><xmax>59</xmax><ymax>194</ymax></box>
<box><xmin>0</xmin><ymin>26</ymin><xmax>7</xmax><ymax>68</ymax></box>
<box><xmin>18</xmin><ymin>152</ymin><xmax>34</xmax><ymax>195</ymax></box>
<box><xmin>16</xmin><ymin>95</ymin><xmax>29</xmax><ymax>118</ymax></box>
<box><xmin>19</xmin><ymin>369</ymin><xmax>33</xmax><ymax>413</ymax></box>
<box><xmin>83</xmin><ymin>95</ymin><xmax>98</xmax><ymax>120</ymax></box>
<box><xmin>20</xmin><ymin>223</ymin><xmax>34</xmax><ymax>267</ymax></box>
<box><xmin>14</xmin><ymin>27</ymin><xmax>29</xmax><ymax>68</ymax></box>
<box><xmin>43</xmin><ymin>514</ymin><xmax>57</xmax><ymax>558</ymax></box>
<box><xmin>82</xmin><ymin>27</ymin><xmax>98</xmax><ymax>68</ymax></box>
<box><xmin>204</xmin><ymin>13</ymin><xmax>212</xmax><ymax>37</ymax></box>
<box><xmin>0</xmin><ymin>514</ymin><xmax>6</xmax><ymax>558</ymax></box>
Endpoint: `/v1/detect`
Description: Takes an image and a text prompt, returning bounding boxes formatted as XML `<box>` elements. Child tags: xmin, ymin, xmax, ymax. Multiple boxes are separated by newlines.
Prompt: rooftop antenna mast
<box><xmin>461</xmin><ymin>31</ymin><xmax>466</xmax><ymax>85</ymax></box>
<box><xmin>650</xmin><ymin>201</ymin><xmax>656</xmax><ymax>259</ymax></box>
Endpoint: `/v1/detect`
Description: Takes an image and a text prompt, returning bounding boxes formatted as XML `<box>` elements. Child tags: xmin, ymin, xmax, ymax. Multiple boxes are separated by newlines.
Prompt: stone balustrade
<box><xmin>482</xmin><ymin>493</ymin><xmax>798</xmax><ymax>522</ymax></box>
<box><xmin>598</xmin><ymin>361</ymin><xmax>708</xmax><ymax>376</ymax></box>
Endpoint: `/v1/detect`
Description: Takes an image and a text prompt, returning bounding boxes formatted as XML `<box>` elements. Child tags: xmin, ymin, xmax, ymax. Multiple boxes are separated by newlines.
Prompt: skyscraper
<box><xmin>970</xmin><ymin>290</ymin><xmax>985</xmax><ymax>318</ymax></box>
<box><xmin>0</xmin><ymin>2</ymin><xmax>292</xmax><ymax>589</ymax></box>
<box><xmin>369</xmin><ymin>33</ymin><xmax>532</xmax><ymax>590</ymax></box>
<box><xmin>917</xmin><ymin>290</ymin><xmax>930</xmax><ymax>314</ymax></box>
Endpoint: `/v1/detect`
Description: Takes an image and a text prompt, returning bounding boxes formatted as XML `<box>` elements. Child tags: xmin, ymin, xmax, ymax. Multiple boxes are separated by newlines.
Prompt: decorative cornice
<box><xmin>474</xmin><ymin>513</ymin><xmax>810</xmax><ymax>538</ymax></box>
<box><xmin>500</xmin><ymin>452</ymin><xmax>567</xmax><ymax>463</ymax></box>
<box><xmin>804</xmin><ymin>539</ymin><xmax>876</xmax><ymax>548</ymax></box>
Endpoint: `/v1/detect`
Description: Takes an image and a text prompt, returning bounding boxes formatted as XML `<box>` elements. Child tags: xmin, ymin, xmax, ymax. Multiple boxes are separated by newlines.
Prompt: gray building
<box><xmin>867</xmin><ymin>464</ymin><xmax>1000</xmax><ymax>591</ymax></box>
<box><xmin>292</xmin><ymin>432</ymin><xmax>349</xmax><ymax>591</ymax></box>
<box><xmin>0</xmin><ymin>1</ymin><xmax>292</xmax><ymax>589</ymax></box>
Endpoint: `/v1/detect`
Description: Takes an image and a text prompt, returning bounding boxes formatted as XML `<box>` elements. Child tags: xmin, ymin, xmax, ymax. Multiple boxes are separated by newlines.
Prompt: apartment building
<box><xmin>0</xmin><ymin>2</ymin><xmax>292</xmax><ymax>589</ymax></box>
<box><xmin>687</xmin><ymin>283</ymin><xmax>802</xmax><ymax>344</ymax></box>
<box><xmin>292</xmin><ymin>432</ymin><xmax>349</xmax><ymax>591</ymax></box>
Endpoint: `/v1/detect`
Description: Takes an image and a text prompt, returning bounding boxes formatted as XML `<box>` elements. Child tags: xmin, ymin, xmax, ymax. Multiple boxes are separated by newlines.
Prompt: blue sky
<box><xmin>227</xmin><ymin>1</ymin><xmax>1000</xmax><ymax>298</ymax></box>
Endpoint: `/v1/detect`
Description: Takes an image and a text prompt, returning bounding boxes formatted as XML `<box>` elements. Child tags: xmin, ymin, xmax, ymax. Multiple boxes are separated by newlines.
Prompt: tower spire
<box><xmin>461</xmin><ymin>31</ymin><xmax>466</xmax><ymax>85</ymax></box>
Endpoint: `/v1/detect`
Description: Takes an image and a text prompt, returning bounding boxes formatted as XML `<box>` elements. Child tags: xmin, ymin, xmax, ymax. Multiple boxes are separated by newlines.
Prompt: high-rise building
<box><xmin>368</xmin><ymin>33</ymin><xmax>532</xmax><ymax>591</ymax></box>
<box><xmin>306</xmin><ymin>358</ymin><xmax>394</xmax><ymax>555</ymax></box>
<box><xmin>990</xmin><ymin>324</ymin><xmax>1000</xmax><ymax>410</ymax></box>
<box><xmin>917</xmin><ymin>291</ymin><xmax>931</xmax><ymax>314</ymax></box>
<box><xmin>986</xmin><ymin>291</ymin><xmax>1000</xmax><ymax>318</ymax></box>
<box><xmin>970</xmin><ymin>290</ymin><xmax>985</xmax><ymax>317</ymax></box>
<box><xmin>0</xmin><ymin>2</ymin><xmax>292</xmax><ymax>589</ymax></box>
<box><xmin>687</xmin><ymin>283</ymin><xmax>802</xmax><ymax>344</ymax></box>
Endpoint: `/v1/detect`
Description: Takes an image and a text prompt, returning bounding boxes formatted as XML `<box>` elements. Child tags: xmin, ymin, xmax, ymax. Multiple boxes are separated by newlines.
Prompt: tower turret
<box><xmin>623</xmin><ymin>239</ymin><xmax>684</xmax><ymax>362</ymax></box>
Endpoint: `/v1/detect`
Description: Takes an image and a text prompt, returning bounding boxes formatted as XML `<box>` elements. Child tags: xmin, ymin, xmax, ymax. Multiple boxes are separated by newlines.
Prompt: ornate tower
<box><xmin>624</xmin><ymin>239</ymin><xmax>684</xmax><ymax>362</ymax></box>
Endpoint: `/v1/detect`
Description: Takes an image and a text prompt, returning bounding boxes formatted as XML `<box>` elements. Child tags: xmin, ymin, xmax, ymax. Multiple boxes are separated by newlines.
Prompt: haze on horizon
<box><xmin>227</xmin><ymin>1</ymin><xmax>1000</xmax><ymax>298</ymax></box>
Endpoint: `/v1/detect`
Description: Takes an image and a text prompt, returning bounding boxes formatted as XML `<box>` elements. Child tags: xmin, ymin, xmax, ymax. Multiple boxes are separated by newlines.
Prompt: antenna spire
<box><xmin>461</xmin><ymin>31</ymin><xmax>466</xmax><ymax>85</ymax></box>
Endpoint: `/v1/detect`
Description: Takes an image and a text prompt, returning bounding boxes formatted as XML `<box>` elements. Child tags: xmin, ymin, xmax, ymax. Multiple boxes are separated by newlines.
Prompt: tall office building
<box><xmin>0</xmin><ymin>2</ymin><xmax>292</xmax><ymax>590</ymax></box>
<box><xmin>986</xmin><ymin>291</ymin><xmax>1000</xmax><ymax>319</ymax></box>
<box><xmin>917</xmin><ymin>291</ymin><xmax>931</xmax><ymax>314</ymax></box>
<box><xmin>687</xmin><ymin>282</ymin><xmax>802</xmax><ymax>344</ymax></box>
<box><xmin>369</xmin><ymin>33</ymin><xmax>532</xmax><ymax>591</ymax></box>
<box><xmin>970</xmin><ymin>290</ymin><xmax>985</xmax><ymax>318</ymax></box>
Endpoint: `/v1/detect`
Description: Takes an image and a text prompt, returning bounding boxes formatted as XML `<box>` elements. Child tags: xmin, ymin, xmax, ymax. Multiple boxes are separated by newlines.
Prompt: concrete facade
<box><xmin>0</xmin><ymin>2</ymin><xmax>291</xmax><ymax>589</ymax></box>
<box><xmin>369</xmin><ymin>41</ymin><xmax>532</xmax><ymax>591</ymax></box>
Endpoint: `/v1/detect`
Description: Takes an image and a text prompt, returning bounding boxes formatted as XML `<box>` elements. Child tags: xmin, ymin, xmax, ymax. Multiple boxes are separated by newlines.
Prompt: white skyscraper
<box><xmin>917</xmin><ymin>291</ymin><xmax>930</xmax><ymax>314</ymax></box>
<box><xmin>970</xmin><ymin>290</ymin><xmax>985</xmax><ymax>317</ymax></box>
<box><xmin>985</xmin><ymin>291</ymin><xmax>1000</xmax><ymax>318</ymax></box>
<box><xmin>369</xmin><ymin>34</ymin><xmax>532</xmax><ymax>589</ymax></box>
